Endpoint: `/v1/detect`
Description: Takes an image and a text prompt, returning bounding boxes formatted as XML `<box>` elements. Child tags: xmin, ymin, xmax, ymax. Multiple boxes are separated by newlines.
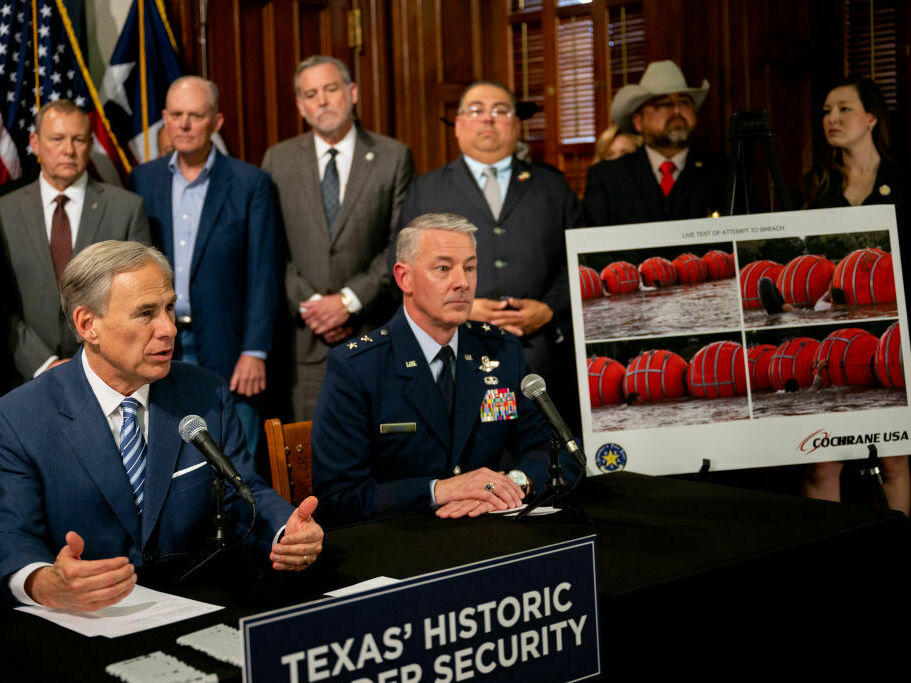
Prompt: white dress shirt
<box><xmin>645</xmin><ymin>146</ymin><xmax>689</xmax><ymax>185</ymax></box>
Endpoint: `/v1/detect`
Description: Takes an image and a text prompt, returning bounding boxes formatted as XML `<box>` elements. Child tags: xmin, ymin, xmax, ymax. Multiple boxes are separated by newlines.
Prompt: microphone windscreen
<box><xmin>521</xmin><ymin>373</ymin><xmax>546</xmax><ymax>399</ymax></box>
<box><xmin>178</xmin><ymin>414</ymin><xmax>208</xmax><ymax>443</ymax></box>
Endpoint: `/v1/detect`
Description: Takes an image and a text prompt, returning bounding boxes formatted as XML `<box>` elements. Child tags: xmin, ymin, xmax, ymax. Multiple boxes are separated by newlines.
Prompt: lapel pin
<box><xmin>365</xmin><ymin>152</ymin><xmax>375</xmax><ymax>161</ymax></box>
<box><xmin>405</xmin><ymin>360</ymin><xmax>417</xmax><ymax>368</ymax></box>
<box><xmin>479</xmin><ymin>356</ymin><xmax>500</xmax><ymax>373</ymax></box>
<box><xmin>92</xmin><ymin>202</ymin><xmax>98</xmax><ymax>209</ymax></box>
<box><xmin>694</xmin><ymin>160</ymin><xmax>703</xmax><ymax>168</ymax></box>
<box><xmin>880</xmin><ymin>184</ymin><xmax>891</xmax><ymax>196</ymax></box>
<box><xmin>463</xmin><ymin>354</ymin><xmax>473</xmax><ymax>361</ymax></box>
<box><xmin>518</xmin><ymin>171</ymin><xmax>530</xmax><ymax>181</ymax></box>
<box><xmin>484</xmin><ymin>376</ymin><xmax>499</xmax><ymax>386</ymax></box>
<box><xmin>380</xmin><ymin>329</ymin><xmax>389</xmax><ymax>335</ymax></box>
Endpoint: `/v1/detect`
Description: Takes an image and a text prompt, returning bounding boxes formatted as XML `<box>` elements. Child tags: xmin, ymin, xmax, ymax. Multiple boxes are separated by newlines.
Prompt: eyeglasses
<box><xmin>458</xmin><ymin>105</ymin><xmax>515</xmax><ymax>120</ymax></box>
<box><xmin>646</xmin><ymin>96</ymin><xmax>695</xmax><ymax>113</ymax></box>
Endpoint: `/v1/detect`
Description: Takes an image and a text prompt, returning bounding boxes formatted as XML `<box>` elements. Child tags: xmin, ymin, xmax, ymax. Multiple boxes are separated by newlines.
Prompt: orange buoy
<box><xmin>740</xmin><ymin>260</ymin><xmax>783</xmax><ymax>309</ymax></box>
<box><xmin>638</xmin><ymin>256</ymin><xmax>677</xmax><ymax>287</ymax></box>
<box><xmin>579</xmin><ymin>265</ymin><xmax>602</xmax><ymax>300</ymax></box>
<box><xmin>875</xmin><ymin>322</ymin><xmax>905</xmax><ymax>387</ymax></box>
<box><xmin>687</xmin><ymin>341</ymin><xmax>747</xmax><ymax>398</ymax></box>
<box><xmin>673</xmin><ymin>253</ymin><xmax>709</xmax><ymax>284</ymax></box>
<box><xmin>768</xmin><ymin>337</ymin><xmax>821</xmax><ymax>389</ymax></box>
<box><xmin>623</xmin><ymin>349</ymin><xmax>687</xmax><ymax>401</ymax></box>
<box><xmin>775</xmin><ymin>254</ymin><xmax>835</xmax><ymax>306</ymax></box>
<box><xmin>703</xmin><ymin>250</ymin><xmax>735</xmax><ymax>280</ymax></box>
<box><xmin>814</xmin><ymin>327</ymin><xmax>878</xmax><ymax>386</ymax></box>
<box><xmin>747</xmin><ymin>344</ymin><xmax>777</xmax><ymax>391</ymax></box>
<box><xmin>600</xmin><ymin>261</ymin><xmax>640</xmax><ymax>294</ymax></box>
<box><xmin>588</xmin><ymin>356</ymin><xmax>626</xmax><ymax>406</ymax></box>
<box><xmin>831</xmin><ymin>247</ymin><xmax>895</xmax><ymax>305</ymax></box>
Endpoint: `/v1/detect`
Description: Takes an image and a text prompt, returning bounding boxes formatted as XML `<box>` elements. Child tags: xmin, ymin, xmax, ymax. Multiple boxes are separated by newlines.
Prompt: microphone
<box><xmin>178</xmin><ymin>415</ymin><xmax>255</xmax><ymax>505</ymax></box>
<box><xmin>520</xmin><ymin>374</ymin><xmax>584</xmax><ymax>465</ymax></box>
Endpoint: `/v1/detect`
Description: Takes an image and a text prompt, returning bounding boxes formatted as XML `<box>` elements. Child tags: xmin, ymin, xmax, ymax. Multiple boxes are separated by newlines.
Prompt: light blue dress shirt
<box><xmin>462</xmin><ymin>154</ymin><xmax>512</xmax><ymax>205</ymax></box>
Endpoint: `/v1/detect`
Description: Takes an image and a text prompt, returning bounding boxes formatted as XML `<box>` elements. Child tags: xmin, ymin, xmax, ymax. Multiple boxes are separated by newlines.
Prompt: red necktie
<box><xmin>659</xmin><ymin>160</ymin><xmax>676</xmax><ymax>197</ymax></box>
<box><xmin>50</xmin><ymin>194</ymin><xmax>72</xmax><ymax>282</ymax></box>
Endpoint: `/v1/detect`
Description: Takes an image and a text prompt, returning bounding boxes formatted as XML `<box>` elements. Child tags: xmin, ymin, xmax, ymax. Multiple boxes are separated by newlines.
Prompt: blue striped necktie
<box><xmin>119</xmin><ymin>398</ymin><xmax>147</xmax><ymax>514</ymax></box>
<box><xmin>322</xmin><ymin>148</ymin><xmax>340</xmax><ymax>233</ymax></box>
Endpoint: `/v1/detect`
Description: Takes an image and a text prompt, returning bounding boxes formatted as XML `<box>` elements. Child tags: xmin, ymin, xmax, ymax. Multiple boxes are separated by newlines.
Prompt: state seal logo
<box><xmin>595</xmin><ymin>443</ymin><xmax>627</xmax><ymax>473</ymax></box>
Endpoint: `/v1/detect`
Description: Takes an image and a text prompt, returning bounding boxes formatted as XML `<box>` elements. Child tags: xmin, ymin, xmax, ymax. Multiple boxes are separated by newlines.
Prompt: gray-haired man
<box><xmin>262</xmin><ymin>55</ymin><xmax>414</xmax><ymax>420</ymax></box>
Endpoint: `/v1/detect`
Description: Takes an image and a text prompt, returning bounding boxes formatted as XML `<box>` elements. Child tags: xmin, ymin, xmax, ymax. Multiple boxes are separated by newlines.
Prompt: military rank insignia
<box><xmin>480</xmin><ymin>388</ymin><xmax>517</xmax><ymax>422</ymax></box>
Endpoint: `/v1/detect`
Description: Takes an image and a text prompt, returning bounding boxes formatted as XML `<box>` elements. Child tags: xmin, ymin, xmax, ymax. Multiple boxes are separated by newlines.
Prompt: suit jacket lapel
<box><xmin>332</xmin><ymin>127</ymin><xmax>373</xmax><ymax>242</ymax></box>
<box><xmin>450</xmin><ymin>329</ymin><xmax>488</xmax><ymax>468</ymax></box>
<box><xmin>141</xmin><ymin>372</ymin><xmax>187</xmax><ymax>545</ymax></box>
<box><xmin>451</xmin><ymin>158</ymin><xmax>496</xmax><ymax>221</ymax></box>
<box><xmin>668</xmin><ymin>149</ymin><xmax>703</xmax><ymax>215</ymax></box>
<box><xmin>18</xmin><ymin>181</ymin><xmax>56</xmax><ymax>283</ymax></box>
<box><xmin>59</xmin><ymin>353</ymin><xmax>142</xmax><ymax>547</ymax></box>
<box><xmin>153</xmin><ymin>165</ymin><xmax>175</xmax><ymax>259</ymax></box>
<box><xmin>498</xmin><ymin>157</ymin><xmax>533</xmax><ymax>223</ymax></box>
<box><xmin>74</xmin><ymin>180</ymin><xmax>105</xmax><ymax>251</ymax></box>
<box><xmin>389</xmin><ymin>311</ymin><xmax>451</xmax><ymax>449</ymax></box>
<box><xmin>190</xmin><ymin>152</ymin><xmax>232</xmax><ymax>279</ymax></box>
<box><xmin>630</xmin><ymin>148</ymin><xmax>668</xmax><ymax>218</ymax></box>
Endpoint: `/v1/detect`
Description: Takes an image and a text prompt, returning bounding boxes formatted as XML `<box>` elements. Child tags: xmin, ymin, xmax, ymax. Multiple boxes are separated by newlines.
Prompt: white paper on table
<box><xmin>15</xmin><ymin>584</ymin><xmax>223</xmax><ymax>638</ymax></box>
<box><xmin>106</xmin><ymin>650</ymin><xmax>217</xmax><ymax>682</ymax></box>
<box><xmin>324</xmin><ymin>576</ymin><xmax>401</xmax><ymax>597</ymax></box>
<box><xmin>486</xmin><ymin>504</ymin><xmax>562</xmax><ymax>517</ymax></box>
<box><xmin>177</xmin><ymin>623</ymin><xmax>243</xmax><ymax>667</ymax></box>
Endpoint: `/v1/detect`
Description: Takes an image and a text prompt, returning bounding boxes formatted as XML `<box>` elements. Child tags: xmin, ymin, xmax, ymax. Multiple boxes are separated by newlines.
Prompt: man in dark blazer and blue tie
<box><xmin>583</xmin><ymin>60</ymin><xmax>727</xmax><ymax>227</ymax></box>
<box><xmin>312</xmin><ymin>214</ymin><xmax>576</xmax><ymax>527</ymax></box>
<box><xmin>129</xmin><ymin>77</ymin><xmax>280</xmax><ymax>457</ymax></box>
<box><xmin>0</xmin><ymin>241</ymin><xmax>322</xmax><ymax>610</ymax></box>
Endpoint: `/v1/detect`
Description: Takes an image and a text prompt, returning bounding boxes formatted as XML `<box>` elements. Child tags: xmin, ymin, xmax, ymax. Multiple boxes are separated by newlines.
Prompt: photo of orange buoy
<box><xmin>831</xmin><ymin>247</ymin><xmax>895</xmax><ymax>305</ymax></box>
<box><xmin>600</xmin><ymin>261</ymin><xmax>640</xmax><ymax>294</ymax></box>
<box><xmin>687</xmin><ymin>341</ymin><xmax>747</xmax><ymax>398</ymax></box>
<box><xmin>579</xmin><ymin>265</ymin><xmax>602</xmax><ymax>300</ymax></box>
<box><xmin>587</xmin><ymin>356</ymin><xmax>626</xmax><ymax>407</ymax></box>
<box><xmin>814</xmin><ymin>327</ymin><xmax>878</xmax><ymax>386</ymax></box>
<box><xmin>875</xmin><ymin>322</ymin><xmax>905</xmax><ymax>388</ymax></box>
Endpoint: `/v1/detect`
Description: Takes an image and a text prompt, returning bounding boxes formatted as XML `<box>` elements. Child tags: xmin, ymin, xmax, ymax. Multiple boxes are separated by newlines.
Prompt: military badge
<box><xmin>479</xmin><ymin>388</ymin><xmax>517</xmax><ymax>422</ymax></box>
<box><xmin>484</xmin><ymin>376</ymin><xmax>498</xmax><ymax>386</ymax></box>
<box><xmin>478</xmin><ymin>356</ymin><xmax>500</xmax><ymax>372</ymax></box>
<box><xmin>405</xmin><ymin>360</ymin><xmax>417</xmax><ymax>368</ymax></box>
<box><xmin>880</xmin><ymin>184</ymin><xmax>891</xmax><ymax>196</ymax></box>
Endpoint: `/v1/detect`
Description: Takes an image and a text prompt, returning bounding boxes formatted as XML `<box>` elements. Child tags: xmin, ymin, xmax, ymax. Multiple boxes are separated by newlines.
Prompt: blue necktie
<box><xmin>119</xmin><ymin>398</ymin><xmax>147</xmax><ymax>514</ymax></box>
<box><xmin>322</xmin><ymin>148</ymin><xmax>340</xmax><ymax>233</ymax></box>
<box><xmin>435</xmin><ymin>345</ymin><xmax>455</xmax><ymax>417</ymax></box>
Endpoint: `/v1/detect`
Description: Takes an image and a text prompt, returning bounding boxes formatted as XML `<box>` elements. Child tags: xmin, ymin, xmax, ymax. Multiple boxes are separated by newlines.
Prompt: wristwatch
<box><xmin>508</xmin><ymin>469</ymin><xmax>532</xmax><ymax>496</ymax></box>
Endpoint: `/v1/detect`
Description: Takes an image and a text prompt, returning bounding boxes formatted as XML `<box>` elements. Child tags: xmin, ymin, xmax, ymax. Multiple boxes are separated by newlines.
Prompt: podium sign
<box><xmin>241</xmin><ymin>536</ymin><xmax>600</xmax><ymax>682</ymax></box>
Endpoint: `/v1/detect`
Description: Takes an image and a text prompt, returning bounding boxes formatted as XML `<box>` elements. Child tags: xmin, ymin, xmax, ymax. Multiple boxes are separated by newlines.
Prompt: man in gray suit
<box><xmin>262</xmin><ymin>56</ymin><xmax>414</xmax><ymax>420</ymax></box>
<box><xmin>0</xmin><ymin>100</ymin><xmax>149</xmax><ymax>383</ymax></box>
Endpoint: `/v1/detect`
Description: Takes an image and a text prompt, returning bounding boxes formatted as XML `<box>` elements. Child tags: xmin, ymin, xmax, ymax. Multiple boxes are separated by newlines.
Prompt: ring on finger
<box><xmin>484</xmin><ymin>481</ymin><xmax>495</xmax><ymax>492</ymax></box>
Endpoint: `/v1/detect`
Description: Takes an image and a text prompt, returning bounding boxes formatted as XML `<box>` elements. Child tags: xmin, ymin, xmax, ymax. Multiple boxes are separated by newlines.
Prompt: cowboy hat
<box><xmin>610</xmin><ymin>60</ymin><xmax>709</xmax><ymax>132</ymax></box>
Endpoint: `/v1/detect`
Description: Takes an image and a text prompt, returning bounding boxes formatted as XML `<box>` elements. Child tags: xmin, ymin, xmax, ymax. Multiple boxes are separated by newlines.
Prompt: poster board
<box><xmin>567</xmin><ymin>205</ymin><xmax>911</xmax><ymax>476</ymax></box>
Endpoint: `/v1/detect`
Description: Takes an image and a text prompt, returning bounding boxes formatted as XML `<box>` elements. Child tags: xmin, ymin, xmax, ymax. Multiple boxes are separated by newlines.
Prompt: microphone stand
<box><xmin>178</xmin><ymin>472</ymin><xmax>264</xmax><ymax>583</ymax></box>
<box><xmin>857</xmin><ymin>444</ymin><xmax>890</xmax><ymax>511</ymax></box>
<box><xmin>515</xmin><ymin>436</ymin><xmax>588</xmax><ymax>521</ymax></box>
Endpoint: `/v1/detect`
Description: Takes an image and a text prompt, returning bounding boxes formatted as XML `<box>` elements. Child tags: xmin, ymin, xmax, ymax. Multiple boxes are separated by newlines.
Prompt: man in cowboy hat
<box><xmin>583</xmin><ymin>60</ymin><xmax>727</xmax><ymax>227</ymax></box>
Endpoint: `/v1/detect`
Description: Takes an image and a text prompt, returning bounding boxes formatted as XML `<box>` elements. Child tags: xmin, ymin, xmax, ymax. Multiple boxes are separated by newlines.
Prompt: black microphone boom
<box><xmin>178</xmin><ymin>415</ymin><xmax>256</xmax><ymax>505</ymax></box>
<box><xmin>520</xmin><ymin>374</ymin><xmax>585</xmax><ymax>466</ymax></box>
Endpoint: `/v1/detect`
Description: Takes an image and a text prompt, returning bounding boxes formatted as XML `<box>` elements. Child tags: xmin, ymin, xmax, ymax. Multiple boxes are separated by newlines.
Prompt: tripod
<box><xmin>726</xmin><ymin>109</ymin><xmax>792</xmax><ymax>215</ymax></box>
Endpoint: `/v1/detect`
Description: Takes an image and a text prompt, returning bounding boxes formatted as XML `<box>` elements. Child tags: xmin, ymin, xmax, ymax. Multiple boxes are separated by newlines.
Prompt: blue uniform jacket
<box><xmin>128</xmin><ymin>151</ymin><xmax>280</xmax><ymax>381</ymax></box>
<box><xmin>311</xmin><ymin>308</ymin><xmax>561</xmax><ymax>526</ymax></box>
<box><xmin>0</xmin><ymin>353</ymin><xmax>294</xmax><ymax>605</ymax></box>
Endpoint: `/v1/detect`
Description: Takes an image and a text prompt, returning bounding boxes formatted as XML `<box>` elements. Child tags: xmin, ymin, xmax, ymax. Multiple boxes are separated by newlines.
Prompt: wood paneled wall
<box><xmin>166</xmin><ymin>0</ymin><xmax>908</xmax><ymax>203</ymax></box>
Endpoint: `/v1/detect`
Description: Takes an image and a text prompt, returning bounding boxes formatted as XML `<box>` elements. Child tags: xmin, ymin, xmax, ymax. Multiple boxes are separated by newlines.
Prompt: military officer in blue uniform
<box><xmin>311</xmin><ymin>213</ymin><xmax>568</xmax><ymax>526</ymax></box>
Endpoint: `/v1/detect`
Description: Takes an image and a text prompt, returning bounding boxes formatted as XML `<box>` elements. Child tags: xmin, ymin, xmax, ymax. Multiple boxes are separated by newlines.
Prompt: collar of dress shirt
<box><xmin>39</xmin><ymin>171</ymin><xmax>87</xmax><ymax>209</ymax></box>
<box><xmin>403</xmin><ymin>306</ymin><xmax>459</xmax><ymax>373</ymax></box>
<box><xmin>645</xmin><ymin>145</ymin><xmax>689</xmax><ymax>183</ymax></box>
<box><xmin>313</xmin><ymin>123</ymin><xmax>357</xmax><ymax>164</ymax></box>
<box><xmin>167</xmin><ymin>144</ymin><xmax>218</xmax><ymax>184</ymax></box>
<box><xmin>462</xmin><ymin>153</ymin><xmax>513</xmax><ymax>189</ymax></box>
<box><xmin>81</xmin><ymin>350</ymin><xmax>150</xmax><ymax>419</ymax></box>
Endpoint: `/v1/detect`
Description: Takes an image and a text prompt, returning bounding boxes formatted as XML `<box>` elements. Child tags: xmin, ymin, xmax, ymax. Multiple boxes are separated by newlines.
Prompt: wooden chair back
<box><xmin>264</xmin><ymin>418</ymin><xmax>313</xmax><ymax>505</ymax></box>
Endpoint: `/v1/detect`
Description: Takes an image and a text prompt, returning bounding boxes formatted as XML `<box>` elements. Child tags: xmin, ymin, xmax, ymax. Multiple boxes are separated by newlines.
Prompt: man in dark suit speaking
<box><xmin>583</xmin><ymin>60</ymin><xmax>726</xmax><ymax>227</ymax></box>
<box><xmin>263</xmin><ymin>56</ymin><xmax>414</xmax><ymax>420</ymax></box>
<box><xmin>0</xmin><ymin>241</ymin><xmax>322</xmax><ymax>611</ymax></box>
<box><xmin>0</xmin><ymin>100</ymin><xmax>149</xmax><ymax>384</ymax></box>
<box><xmin>312</xmin><ymin>214</ymin><xmax>572</xmax><ymax>527</ymax></box>
<box><xmin>129</xmin><ymin>77</ymin><xmax>280</xmax><ymax>458</ymax></box>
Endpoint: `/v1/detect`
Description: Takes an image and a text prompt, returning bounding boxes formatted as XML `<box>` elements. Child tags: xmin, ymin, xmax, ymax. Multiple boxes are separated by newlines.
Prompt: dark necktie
<box><xmin>322</xmin><ymin>148</ymin><xmax>340</xmax><ymax>233</ymax></box>
<box><xmin>435</xmin><ymin>345</ymin><xmax>455</xmax><ymax>417</ymax></box>
<box><xmin>659</xmin><ymin>160</ymin><xmax>677</xmax><ymax>197</ymax></box>
<box><xmin>50</xmin><ymin>194</ymin><xmax>72</xmax><ymax>282</ymax></box>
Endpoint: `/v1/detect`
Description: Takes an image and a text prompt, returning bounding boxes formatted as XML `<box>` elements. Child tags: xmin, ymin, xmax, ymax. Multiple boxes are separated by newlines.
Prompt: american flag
<box><xmin>0</xmin><ymin>0</ymin><xmax>130</xmax><ymax>186</ymax></box>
